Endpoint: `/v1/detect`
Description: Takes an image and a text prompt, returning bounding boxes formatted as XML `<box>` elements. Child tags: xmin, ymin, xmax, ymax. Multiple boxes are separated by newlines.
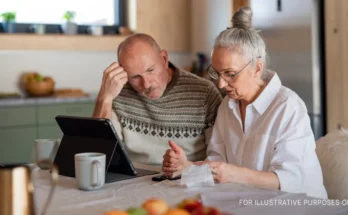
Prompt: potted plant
<box><xmin>62</xmin><ymin>11</ymin><xmax>77</xmax><ymax>35</ymax></box>
<box><xmin>1</xmin><ymin>12</ymin><xmax>16</xmax><ymax>33</ymax></box>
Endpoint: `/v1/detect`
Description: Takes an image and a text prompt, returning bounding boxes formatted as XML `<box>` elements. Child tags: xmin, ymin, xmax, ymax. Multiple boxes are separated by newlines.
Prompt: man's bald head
<box><xmin>117</xmin><ymin>33</ymin><xmax>161</xmax><ymax>58</ymax></box>
<box><xmin>116</xmin><ymin>33</ymin><xmax>171</xmax><ymax>100</ymax></box>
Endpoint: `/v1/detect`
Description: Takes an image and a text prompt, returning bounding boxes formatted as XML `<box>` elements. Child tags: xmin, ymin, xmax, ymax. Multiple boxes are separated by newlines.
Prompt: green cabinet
<box><xmin>37</xmin><ymin>103</ymin><xmax>95</xmax><ymax>125</ymax></box>
<box><xmin>0</xmin><ymin>127</ymin><xmax>37</xmax><ymax>164</ymax></box>
<box><xmin>0</xmin><ymin>106</ymin><xmax>37</xmax><ymax>163</ymax></box>
<box><xmin>38</xmin><ymin>125</ymin><xmax>63</xmax><ymax>139</ymax></box>
<box><xmin>0</xmin><ymin>106</ymin><xmax>36</xmax><ymax>127</ymax></box>
<box><xmin>0</xmin><ymin>101</ymin><xmax>95</xmax><ymax>164</ymax></box>
<box><xmin>37</xmin><ymin>103</ymin><xmax>95</xmax><ymax>139</ymax></box>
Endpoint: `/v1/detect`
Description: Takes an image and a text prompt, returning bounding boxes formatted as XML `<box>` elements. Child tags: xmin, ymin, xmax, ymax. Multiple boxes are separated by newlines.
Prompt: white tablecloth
<box><xmin>32</xmin><ymin>164</ymin><xmax>348</xmax><ymax>215</ymax></box>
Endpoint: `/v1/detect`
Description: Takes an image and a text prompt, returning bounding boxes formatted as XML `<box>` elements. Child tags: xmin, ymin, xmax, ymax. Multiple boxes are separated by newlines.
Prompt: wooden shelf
<box><xmin>0</xmin><ymin>0</ymin><xmax>193</xmax><ymax>52</ymax></box>
<box><xmin>0</xmin><ymin>34</ymin><xmax>128</xmax><ymax>51</ymax></box>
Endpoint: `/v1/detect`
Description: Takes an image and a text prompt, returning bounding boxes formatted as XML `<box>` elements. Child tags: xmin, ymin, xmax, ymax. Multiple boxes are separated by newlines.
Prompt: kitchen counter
<box><xmin>0</xmin><ymin>94</ymin><xmax>97</xmax><ymax>107</ymax></box>
<box><xmin>0</xmin><ymin>95</ymin><xmax>97</xmax><ymax>163</ymax></box>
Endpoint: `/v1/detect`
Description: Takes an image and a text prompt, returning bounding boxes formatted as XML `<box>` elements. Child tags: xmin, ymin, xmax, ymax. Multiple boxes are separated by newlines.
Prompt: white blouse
<box><xmin>207</xmin><ymin>71</ymin><xmax>327</xmax><ymax>199</ymax></box>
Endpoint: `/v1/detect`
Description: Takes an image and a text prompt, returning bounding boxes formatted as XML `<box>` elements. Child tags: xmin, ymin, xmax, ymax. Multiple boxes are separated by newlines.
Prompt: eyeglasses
<box><xmin>206</xmin><ymin>60</ymin><xmax>252</xmax><ymax>82</ymax></box>
<box><xmin>206</xmin><ymin>56</ymin><xmax>261</xmax><ymax>82</ymax></box>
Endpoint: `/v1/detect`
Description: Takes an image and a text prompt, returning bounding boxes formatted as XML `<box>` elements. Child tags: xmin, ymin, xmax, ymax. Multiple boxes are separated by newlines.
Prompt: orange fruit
<box><xmin>104</xmin><ymin>210</ymin><xmax>129</xmax><ymax>215</ymax></box>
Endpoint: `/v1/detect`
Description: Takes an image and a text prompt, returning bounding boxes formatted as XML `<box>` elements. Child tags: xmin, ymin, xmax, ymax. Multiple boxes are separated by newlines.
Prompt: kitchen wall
<box><xmin>0</xmin><ymin>51</ymin><xmax>191</xmax><ymax>93</ymax></box>
<box><xmin>191</xmin><ymin>0</ymin><xmax>232</xmax><ymax>56</ymax></box>
<box><xmin>0</xmin><ymin>0</ymin><xmax>231</xmax><ymax>94</ymax></box>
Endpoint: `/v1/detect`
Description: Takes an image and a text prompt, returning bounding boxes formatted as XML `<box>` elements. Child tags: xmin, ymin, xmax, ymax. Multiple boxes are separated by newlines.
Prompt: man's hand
<box><xmin>97</xmin><ymin>62</ymin><xmax>128</xmax><ymax>103</ymax></box>
<box><xmin>162</xmin><ymin>140</ymin><xmax>190</xmax><ymax>174</ymax></box>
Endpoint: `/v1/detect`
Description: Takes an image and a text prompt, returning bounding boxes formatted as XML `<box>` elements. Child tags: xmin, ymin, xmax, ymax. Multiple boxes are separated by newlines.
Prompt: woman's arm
<box><xmin>205</xmin><ymin>161</ymin><xmax>280</xmax><ymax>190</ymax></box>
<box><xmin>231</xmin><ymin>165</ymin><xmax>280</xmax><ymax>190</ymax></box>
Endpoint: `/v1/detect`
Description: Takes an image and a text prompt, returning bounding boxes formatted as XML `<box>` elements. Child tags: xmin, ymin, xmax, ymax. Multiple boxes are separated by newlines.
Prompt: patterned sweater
<box><xmin>111</xmin><ymin>63</ymin><xmax>222</xmax><ymax>165</ymax></box>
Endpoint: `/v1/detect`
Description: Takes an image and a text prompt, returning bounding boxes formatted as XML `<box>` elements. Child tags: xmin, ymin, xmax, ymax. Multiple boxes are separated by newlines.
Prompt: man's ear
<box><xmin>160</xmin><ymin>49</ymin><xmax>169</xmax><ymax>69</ymax></box>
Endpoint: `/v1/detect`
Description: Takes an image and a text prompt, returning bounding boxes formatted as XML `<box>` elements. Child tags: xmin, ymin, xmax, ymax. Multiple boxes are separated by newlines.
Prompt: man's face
<box><xmin>119</xmin><ymin>42</ymin><xmax>170</xmax><ymax>100</ymax></box>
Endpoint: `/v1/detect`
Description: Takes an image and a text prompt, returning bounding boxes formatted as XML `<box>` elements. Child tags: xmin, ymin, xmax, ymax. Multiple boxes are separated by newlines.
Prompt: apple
<box><xmin>127</xmin><ymin>207</ymin><xmax>149</xmax><ymax>215</ymax></box>
<box><xmin>191</xmin><ymin>207</ymin><xmax>204</xmax><ymax>215</ymax></box>
<box><xmin>204</xmin><ymin>207</ymin><xmax>221</xmax><ymax>215</ymax></box>
<box><xmin>164</xmin><ymin>208</ymin><xmax>190</xmax><ymax>215</ymax></box>
<box><xmin>177</xmin><ymin>199</ymin><xmax>203</xmax><ymax>213</ymax></box>
<box><xmin>104</xmin><ymin>210</ymin><xmax>129</xmax><ymax>215</ymax></box>
<box><xmin>35</xmin><ymin>74</ymin><xmax>44</xmax><ymax>82</ymax></box>
<box><xmin>142</xmin><ymin>198</ymin><xmax>169</xmax><ymax>215</ymax></box>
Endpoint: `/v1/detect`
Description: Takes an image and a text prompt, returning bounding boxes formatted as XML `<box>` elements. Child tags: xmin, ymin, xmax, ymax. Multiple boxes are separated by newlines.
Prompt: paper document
<box><xmin>180</xmin><ymin>164</ymin><xmax>215</xmax><ymax>188</ymax></box>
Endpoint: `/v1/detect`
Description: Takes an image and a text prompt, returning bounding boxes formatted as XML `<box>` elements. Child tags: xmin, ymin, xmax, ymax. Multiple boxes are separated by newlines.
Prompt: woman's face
<box><xmin>211</xmin><ymin>47</ymin><xmax>259</xmax><ymax>100</ymax></box>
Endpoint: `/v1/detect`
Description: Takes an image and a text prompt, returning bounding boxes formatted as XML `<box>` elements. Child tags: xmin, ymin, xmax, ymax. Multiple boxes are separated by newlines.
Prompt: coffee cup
<box><xmin>74</xmin><ymin>152</ymin><xmax>105</xmax><ymax>191</ymax></box>
<box><xmin>35</xmin><ymin>139</ymin><xmax>60</xmax><ymax>169</ymax></box>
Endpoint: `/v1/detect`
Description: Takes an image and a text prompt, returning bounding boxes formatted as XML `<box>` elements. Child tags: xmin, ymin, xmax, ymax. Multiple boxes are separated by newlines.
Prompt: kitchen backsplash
<box><xmin>0</xmin><ymin>51</ymin><xmax>191</xmax><ymax>94</ymax></box>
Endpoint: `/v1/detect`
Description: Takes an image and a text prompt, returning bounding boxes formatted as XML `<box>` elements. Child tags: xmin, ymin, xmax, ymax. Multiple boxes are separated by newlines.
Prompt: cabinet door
<box><xmin>38</xmin><ymin>125</ymin><xmax>63</xmax><ymax>139</ymax></box>
<box><xmin>37</xmin><ymin>103</ymin><xmax>95</xmax><ymax>125</ymax></box>
<box><xmin>136</xmin><ymin>0</ymin><xmax>190</xmax><ymax>52</ymax></box>
<box><xmin>0</xmin><ymin>106</ymin><xmax>36</xmax><ymax>127</ymax></box>
<box><xmin>0</xmin><ymin>127</ymin><xmax>37</xmax><ymax>164</ymax></box>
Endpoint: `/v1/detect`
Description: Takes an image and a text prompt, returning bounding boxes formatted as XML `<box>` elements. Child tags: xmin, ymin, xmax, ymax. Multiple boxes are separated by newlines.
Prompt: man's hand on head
<box><xmin>97</xmin><ymin>62</ymin><xmax>128</xmax><ymax>103</ymax></box>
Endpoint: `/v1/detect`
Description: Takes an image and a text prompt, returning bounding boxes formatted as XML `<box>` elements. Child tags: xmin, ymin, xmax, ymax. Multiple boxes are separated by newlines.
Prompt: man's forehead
<box><xmin>120</xmin><ymin>44</ymin><xmax>157</xmax><ymax>60</ymax></box>
<box><xmin>121</xmin><ymin>56</ymin><xmax>156</xmax><ymax>73</ymax></box>
<box><xmin>123</xmin><ymin>41</ymin><xmax>154</xmax><ymax>54</ymax></box>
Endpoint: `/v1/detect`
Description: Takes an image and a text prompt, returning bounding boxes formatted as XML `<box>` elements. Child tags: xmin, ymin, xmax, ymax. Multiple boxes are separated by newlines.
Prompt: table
<box><xmin>32</xmin><ymin>164</ymin><xmax>347</xmax><ymax>215</ymax></box>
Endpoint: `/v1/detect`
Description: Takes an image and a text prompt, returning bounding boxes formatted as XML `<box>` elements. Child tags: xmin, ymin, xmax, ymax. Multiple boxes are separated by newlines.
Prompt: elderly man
<box><xmin>93</xmin><ymin>33</ymin><xmax>222</xmax><ymax>165</ymax></box>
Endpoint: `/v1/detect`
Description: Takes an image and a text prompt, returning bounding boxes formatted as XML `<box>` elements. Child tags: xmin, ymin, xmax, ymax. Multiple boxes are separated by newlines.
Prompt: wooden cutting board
<box><xmin>53</xmin><ymin>88</ymin><xmax>89</xmax><ymax>98</ymax></box>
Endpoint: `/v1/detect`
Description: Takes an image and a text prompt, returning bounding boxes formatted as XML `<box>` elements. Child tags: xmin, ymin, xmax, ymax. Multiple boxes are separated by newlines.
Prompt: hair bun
<box><xmin>231</xmin><ymin>6</ymin><xmax>253</xmax><ymax>30</ymax></box>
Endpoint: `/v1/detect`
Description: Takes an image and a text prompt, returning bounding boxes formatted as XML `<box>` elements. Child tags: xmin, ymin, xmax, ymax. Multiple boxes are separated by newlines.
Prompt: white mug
<box><xmin>89</xmin><ymin>26</ymin><xmax>103</xmax><ymax>35</ymax></box>
<box><xmin>74</xmin><ymin>153</ymin><xmax>105</xmax><ymax>191</ymax></box>
<box><xmin>35</xmin><ymin>139</ymin><xmax>61</xmax><ymax>169</ymax></box>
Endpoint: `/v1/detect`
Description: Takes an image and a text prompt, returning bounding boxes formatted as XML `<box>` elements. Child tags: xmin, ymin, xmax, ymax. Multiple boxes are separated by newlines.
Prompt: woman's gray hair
<box><xmin>214</xmin><ymin>6</ymin><xmax>268</xmax><ymax>76</ymax></box>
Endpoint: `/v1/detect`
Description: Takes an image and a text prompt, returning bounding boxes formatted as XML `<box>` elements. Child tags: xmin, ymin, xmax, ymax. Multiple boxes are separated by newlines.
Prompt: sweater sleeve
<box><xmin>204</xmin><ymin>84</ymin><xmax>223</xmax><ymax>128</ymax></box>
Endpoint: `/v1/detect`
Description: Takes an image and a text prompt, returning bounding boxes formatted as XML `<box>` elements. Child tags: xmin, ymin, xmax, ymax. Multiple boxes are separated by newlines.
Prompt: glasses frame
<box><xmin>206</xmin><ymin>56</ymin><xmax>261</xmax><ymax>82</ymax></box>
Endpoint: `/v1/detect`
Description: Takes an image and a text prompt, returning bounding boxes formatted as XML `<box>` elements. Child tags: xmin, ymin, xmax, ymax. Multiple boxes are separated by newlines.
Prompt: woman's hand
<box><xmin>195</xmin><ymin>161</ymin><xmax>237</xmax><ymax>183</ymax></box>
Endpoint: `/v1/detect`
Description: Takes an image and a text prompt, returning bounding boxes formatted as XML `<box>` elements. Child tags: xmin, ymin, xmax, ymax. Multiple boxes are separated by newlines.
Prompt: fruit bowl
<box><xmin>19</xmin><ymin>72</ymin><xmax>55</xmax><ymax>97</ymax></box>
<box><xmin>26</xmin><ymin>78</ymin><xmax>55</xmax><ymax>97</ymax></box>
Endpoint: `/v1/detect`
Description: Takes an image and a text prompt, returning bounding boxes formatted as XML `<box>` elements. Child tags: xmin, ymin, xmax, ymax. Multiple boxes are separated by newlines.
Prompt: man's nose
<box><xmin>142</xmin><ymin>76</ymin><xmax>151</xmax><ymax>89</ymax></box>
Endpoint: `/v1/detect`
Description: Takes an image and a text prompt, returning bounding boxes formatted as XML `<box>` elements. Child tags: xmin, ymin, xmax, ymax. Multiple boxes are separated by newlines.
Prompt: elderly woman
<box><xmin>162</xmin><ymin>7</ymin><xmax>327</xmax><ymax>199</ymax></box>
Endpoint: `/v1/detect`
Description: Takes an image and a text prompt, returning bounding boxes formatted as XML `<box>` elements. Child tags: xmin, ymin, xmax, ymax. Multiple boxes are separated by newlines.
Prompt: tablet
<box><xmin>54</xmin><ymin>115</ymin><xmax>159</xmax><ymax>182</ymax></box>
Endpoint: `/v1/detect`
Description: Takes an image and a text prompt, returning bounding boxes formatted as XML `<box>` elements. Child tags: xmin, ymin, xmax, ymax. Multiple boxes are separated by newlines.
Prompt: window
<box><xmin>0</xmin><ymin>0</ymin><xmax>121</xmax><ymax>25</ymax></box>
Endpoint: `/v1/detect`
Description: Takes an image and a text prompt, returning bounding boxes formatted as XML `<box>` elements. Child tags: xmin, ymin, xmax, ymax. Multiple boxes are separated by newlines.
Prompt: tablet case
<box><xmin>53</xmin><ymin>115</ymin><xmax>157</xmax><ymax>181</ymax></box>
